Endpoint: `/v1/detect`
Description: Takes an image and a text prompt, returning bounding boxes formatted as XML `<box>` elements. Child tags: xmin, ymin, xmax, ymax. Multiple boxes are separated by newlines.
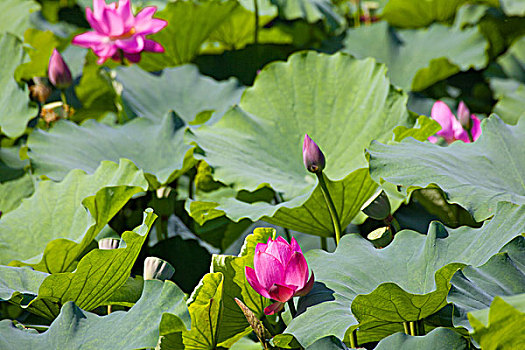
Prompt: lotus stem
<box><xmin>409</xmin><ymin>321</ymin><xmax>417</xmax><ymax>336</ymax></box>
<box><xmin>349</xmin><ymin>329</ymin><xmax>358</xmax><ymax>348</ymax></box>
<box><xmin>321</xmin><ymin>237</ymin><xmax>327</xmax><ymax>251</ymax></box>
<box><xmin>60</xmin><ymin>90</ymin><xmax>69</xmax><ymax>119</ymax></box>
<box><xmin>316</xmin><ymin>172</ymin><xmax>342</xmax><ymax>245</ymax></box>
<box><xmin>403</xmin><ymin>321</ymin><xmax>410</xmax><ymax>335</ymax></box>
<box><xmin>107</xmin><ymin>305</ymin><xmax>112</xmax><ymax>314</ymax></box>
<box><xmin>253</xmin><ymin>0</ymin><xmax>259</xmax><ymax>44</ymax></box>
<box><xmin>287</xmin><ymin>299</ymin><xmax>297</xmax><ymax>318</ymax></box>
<box><xmin>389</xmin><ymin>215</ymin><xmax>401</xmax><ymax>233</ymax></box>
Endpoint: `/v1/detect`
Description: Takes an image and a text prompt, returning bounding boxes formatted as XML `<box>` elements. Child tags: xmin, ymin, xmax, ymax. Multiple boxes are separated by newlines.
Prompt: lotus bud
<box><xmin>144</xmin><ymin>256</ymin><xmax>175</xmax><ymax>281</ymax></box>
<box><xmin>367</xmin><ymin>226</ymin><xmax>392</xmax><ymax>248</ymax></box>
<box><xmin>303</xmin><ymin>134</ymin><xmax>325</xmax><ymax>173</ymax></box>
<box><xmin>245</xmin><ymin>235</ymin><xmax>314</xmax><ymax>315</ymax></box>
<box><xmin>457</xmin><ymin>101</ymin><xmax>471</xmax><ymax>129</ymax></box>
<box><xmin>98</xmin><ymin>238</ymin><xmax>120</xmax><ymax>250</ymax></box>
<box><xmin>361</xmin><ymin>190</ymin><xmax>391</xmax><ymax>220</ymax></box>
<box><xmin>48</xmin><ymin>49</ymin><xmax>72</xmax><ymax>90</ymax></box>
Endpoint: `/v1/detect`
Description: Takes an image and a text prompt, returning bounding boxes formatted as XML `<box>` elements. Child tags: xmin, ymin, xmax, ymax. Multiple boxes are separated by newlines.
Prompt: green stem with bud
<box><xmin>316</xmin><ymin>172</ymin><xmax>342</xmax><ymax>245</ymax></box>
<box><xmin>349</xmin><ymin>329</ymin><xmax>358</xmax><ymax>348</ymax></box>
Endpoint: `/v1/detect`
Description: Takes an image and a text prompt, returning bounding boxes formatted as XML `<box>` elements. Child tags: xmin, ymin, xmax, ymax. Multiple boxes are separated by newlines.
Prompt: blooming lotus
<box><xmin>303</xmin><ymin>134</ymin><xmax>325</xmax><ymax>173</ymax></box>
<box><xmin>48</xmin><ymin>49</ymin><xmax>72</xmax><ymax>90</ymax></box>
<box><xmin>428</xmin><ymin>101</ymin><xmax>481</xmax><ymax>144</ymax></box>
<box><xmin>72</xmin><ymin>0</ymin><xmax>167</xmax><ymax>64</ymax></box>
<box><xmin>245</xmin><ymin>236</ymin><xmax>314</xmax><ymax>315</ymax></box>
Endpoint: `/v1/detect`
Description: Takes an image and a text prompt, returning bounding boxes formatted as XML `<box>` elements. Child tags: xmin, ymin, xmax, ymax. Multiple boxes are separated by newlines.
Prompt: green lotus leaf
<box><xmin>138</xmin><ymin>0</ymin><xmax>239</xmax><ymax>71</ymax></box>
<box><xmin>190</xmin><ymin>51</ymin><xmax>412</xmax><ymax>235</ymax></box>
<box><xmin>374</xmin><ymin>328</ymin><xmax>468</xmax><ymax>350</ymax></box>
<box><xmin>210</xmin><ymin>228</ymin><xmax>273</xmax><ymax>344</ymax></box>
<box><xmin>0</xmin><ymin>174</ymin><xmax>34</xmax><ymax>214</ymax></box>
<box><xmin>368</xmin><ymin>115</ymin><xmax>525</xmax><ymax>221</ymax></box>
<box><xmin>490</xmin><ymin>36</ymin><xmax>525</xmax><ymax>124</ymax></box>
<box><xmin>0</xmin><ymin>266</ymin><xmax>48</xmax><ymax>302</ymax></box>
<box><xmin>468</xmin><ymin>294</ymin><xmax>525</xmax><ymax>349</ymax></box>
<box><xmin>183</xmin><ymin>272</ymin><xmax>226</xmax><ymax>349</ymax></box>
<box><xmin>500</xmin><ymin>0</ymin><xmax>525</xmax><ymax>16</ymax></box>
<box><xmin>23</xmin><ymin>209</ymin><xmax>155</xmax><ymax>320</ymax></box>
<box><xmin>0</xmin><ymin>0</ymin><xmax>40</xmax><ymax>38</ymax></box>
<box><xmin>270</xmin><ymin>0</ymin><xmax>345</xmax><ymax>33</ymax></box>
<box><xmin>73</xmin><ymin>52</ymin><xmax>117</xmax><ymax>122</ymax></box>
<box><xmin>0</xmin><ymin>279</ymin><xmax>190</xmax><ymax>350</ymax></box>
<box><xmin>28</xmin><ymin>113</ymin><xmax>195</xmax><ymax>186</ymax></box>
<box><xmin>206</xmin><ymin>1</ymin><xmax>292</xmax><ymax>52</ymax></box>
<box><xmin>0</xmin><ymin>146</ymin><xmax>28</xmax><ymax>182</ymax></box>
<box><xmin>381</xmin><ymin>0</ymin><xmax>475</xmax><ymax>28</ymax></box>
<box><xmin>284</xmin><ymin>202</ymin><xmax>524</xmax><ymax>347</ymax></box>
<box><xmin>447</xmin><ymin>237</ymin><xmax>525</xmax><ymax>331</ymax></box>
<box><xmin>490</xmin><ymin>78</ymin><xmax>525</xmax><ymax>125</ymax></box>
<box><xmin>0</xmin><ymin>159</ymin><xmax>148</xmax><ymax>272</ymax></box>
<box><xmin>0</xmin><ymin>32</ymin><xmax>38</xmax><ymax>138</ymax></box>
<box><xmin>498</xmin><ymin>36</ymin><xmax>525</xmax><ymax>82</ymax></box>
<box><xmin>115</xmin><ymin>64</ymin><xmax>244</xmax><ymax>124</ymax></box>
<box><xmin>343</xmin><ymin>21</ymin><xmax>488</xmax><ymax>91</ymax></box>
<box><xmin>14</xmin><ymin>29</ymin><xmax>60</xmax><ymax>82</ymax></box>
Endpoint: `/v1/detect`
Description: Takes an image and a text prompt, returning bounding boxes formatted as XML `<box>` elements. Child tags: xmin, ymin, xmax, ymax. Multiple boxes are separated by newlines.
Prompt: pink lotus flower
<box><xmin>48</xmin><ymin>49</ymin><xmax>72</xmax><ymax>90</ymax></box>
<box><xmin>245</xmin><ymin>236</ymin><xmax>314</xmax><ymax>315</ymax></box>
<box><xmin>303</xmin><ymin>134</ymin><xmax>325</xmax><ymax>173</ymax></box>
<box><xmin>72</xmin><ymin>0</ymin><xmax>167</xmax><ymax>64</ymax></box>
<box><xmin>428</xmin><ymin>101</ymin><xmax>481</xmax><ymax>144</ymax></box>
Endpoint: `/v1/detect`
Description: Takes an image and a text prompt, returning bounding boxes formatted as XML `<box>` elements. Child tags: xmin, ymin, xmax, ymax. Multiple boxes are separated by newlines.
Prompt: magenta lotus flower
<box><xmin>48</xmin><ymin>49</ymin><xmax>72</xmax><ymax>90</ymax></box>
<box><xmin>303</xmin><ymin>134</ymin><xmax>325</xmax><ymax>173</ymax></box>
<box><xmin>72</xmin><ymin>0</ymin><xmax>167</xmax><ymax>64</ymax></box>
<box><xmin>245</xmin><ymin>236</ymin><xmax>314</xmax><ymax>315</ymax></box>
<box><xmin>428</xmin><ymin>101</ymin><xmax>481</xmax><ymax>144</ymax></box>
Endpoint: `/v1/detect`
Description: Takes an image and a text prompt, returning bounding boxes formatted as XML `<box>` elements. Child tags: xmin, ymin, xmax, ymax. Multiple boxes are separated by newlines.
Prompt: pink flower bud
<box><xmin>245</xmin><ymin>236</ymin><xmax>314</xmax><ymax>315</ymax></box>
<box><xmin>457</xmin><ymin>101</ymin><xmax>470</xmax><ymax>129</ymax></box>
<box><xmin>303</xmin><ymin>134</ymin><xmax>325</xmax><ymax>173</ymax></box>
<box><xmin>48</xmin><ymin>49</ymin><xmax>72</xmax><ymax>90</ymax></box>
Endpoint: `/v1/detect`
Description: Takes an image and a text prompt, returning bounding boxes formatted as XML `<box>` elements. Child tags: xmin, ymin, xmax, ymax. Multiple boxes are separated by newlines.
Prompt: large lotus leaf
<box><xmin>0</xmin><ymin>159</ymin><xmax>148</xmax><ymax>273</ymax></box>
<box><xmin>138</xmin><ymin>0</ymin><xmax>239</xmax><ymax>71</ymax></box>
<box><xmin>0</xmin><ymin>174</ymin><xmax>34</xmax><ymax>213</ymax></box>
<box><xmin>210</xmin><ymin>228</ymin><xmax>273</xmax><ymax>344</ymax></box>
<box><xmin>23</xmin><ymin>210</ymin><xmax>155</xmax><ymax>320</ymax></box>
<box><xmin>270</xmin><ymin>0</ymin><xmax>345</xmax><ymax>33</ymax></box>
<box><xmin>342</xmin><ymin>21</ymin><xmax>488</xmax><ymax>91</ymax></box>
<box><xmin>284</xmin><ymin>202</ymin><xmax>524</xmax><ymax>347</ymax></box>
<box><xmin>0</xmin><ymin>33</ymin><xmax>38</xmax><ymax>138</ymax></box>
<box><xmin>368</xmin><ymin>115</ymin><xmax>525</xmax><ymax>221</ymax></box>
<box><xmin>491</xmin><ymin>78</ymin><xmax>525</xmax><ymax>125</ymax></box>
<box><xmin>447</xmin><ymin>237</ymin><xmax>525</xmax><ymax>331</ymax></box>
<box><xmin>468</xmin><ymin>294</ymin><xmax>525</xmax><ymax>349</ymax></box>
<box><xmin>381</xmin><ymin>0</ymin><xmax>470</xmax><ymax>28</ymax></box>
<box><xmin>374</xmin><ymin>328</ymin><xmax>468</xmax><ymax>350</ymax></box>
<box><xmin>190</xmin><ymin>51</ymin><xmax>411</xmax><ymax>235</ymax></box>
<box><xmin>27</xmin><ymin>113</ymin><xmax>195</xmax><ymax>186</ymax></box>
<box><xmin>0</xmin><ymin>0</ymin><xmax>40</xmax><ymax>38</ymax></box>
<box><xmin>0</xmin><ymin>279</ymin><xmax>190</xmax><ymax>350</ymax></box>
<box><xmin>115</xmin><ymin>64</ymin><xmax>244</xmax><ymax>124</ymax></box>
<box><xmin>500</xmin><ymin>0</ymin><xmax>525</xmax><ymax>16</ymax></box>
<box><xmin>0</xmin><ymin>266</ymin><xmax>47</xmax><ymax>302</ymax></box>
